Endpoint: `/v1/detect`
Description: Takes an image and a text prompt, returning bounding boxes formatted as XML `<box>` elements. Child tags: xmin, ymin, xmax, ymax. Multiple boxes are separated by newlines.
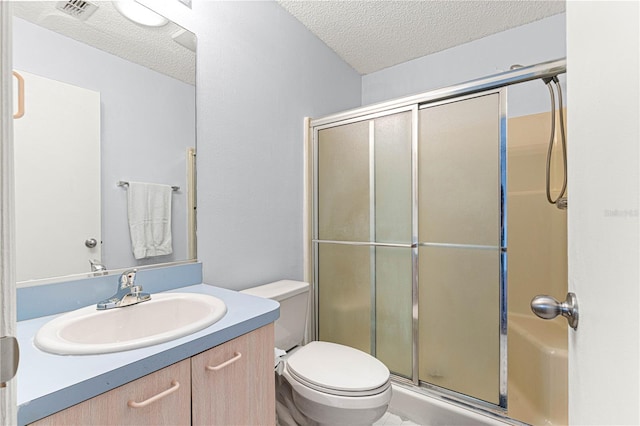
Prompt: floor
<box><xmin>373</xmin><ymin>411</ymin><xmax>419</xmax><ymax>426</ymax></box>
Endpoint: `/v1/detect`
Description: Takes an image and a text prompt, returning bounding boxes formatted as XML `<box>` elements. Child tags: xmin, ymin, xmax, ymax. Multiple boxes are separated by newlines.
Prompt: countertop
<box><xmin>16</xmin><ymin>283</ymin><xmax>279</xmax><ymax>425</ymax></box>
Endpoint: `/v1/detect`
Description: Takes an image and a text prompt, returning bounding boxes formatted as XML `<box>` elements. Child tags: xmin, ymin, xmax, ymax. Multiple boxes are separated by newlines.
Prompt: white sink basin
<box><xmin>34</xmin><ymin>293</ymin><xmax>227</xmax><ymax>355</ymax></box>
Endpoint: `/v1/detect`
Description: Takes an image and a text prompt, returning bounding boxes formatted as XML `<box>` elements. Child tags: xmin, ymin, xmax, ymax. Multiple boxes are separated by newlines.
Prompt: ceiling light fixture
<box><xmin>113</xmin><ymin>1</ymin><xmax>169</xmax><ymax>27</ymax></box>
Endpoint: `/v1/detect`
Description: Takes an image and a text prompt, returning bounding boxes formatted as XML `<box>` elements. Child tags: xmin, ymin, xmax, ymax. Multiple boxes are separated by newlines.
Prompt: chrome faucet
<box><xmin>96</xmin><ymin>269</ymin><xmax>151</xmax><ymax>310</ymax></box>
<box><xmin>89</xmin><ymin>259</ymin><xmax>107</xmax><ymax>275</ymax></box>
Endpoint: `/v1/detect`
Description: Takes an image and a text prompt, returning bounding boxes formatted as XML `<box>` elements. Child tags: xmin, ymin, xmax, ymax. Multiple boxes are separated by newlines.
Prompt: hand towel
<box><xmin>127</xmin><ymin>181</ymin><xmax>173</xmax><ymax>259</ymax></box>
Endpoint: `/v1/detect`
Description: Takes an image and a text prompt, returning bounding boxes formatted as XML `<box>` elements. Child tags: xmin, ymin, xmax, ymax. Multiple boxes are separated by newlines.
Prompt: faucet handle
<box><xmin>120</xmin><ymin>269</ymin><xmax>138</xmax><ymax>288</ymax></box>
<box><xmin>89</xmin><ymin>259</ymin><xmax>107</xmax><ymax>274</ymax></box>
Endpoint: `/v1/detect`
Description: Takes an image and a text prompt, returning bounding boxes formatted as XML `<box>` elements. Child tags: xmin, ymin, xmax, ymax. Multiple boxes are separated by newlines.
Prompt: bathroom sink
<box><xmin>34</xmin><ymin>293</ymin><xmax>227</xmax><ymax>355</ymax></box>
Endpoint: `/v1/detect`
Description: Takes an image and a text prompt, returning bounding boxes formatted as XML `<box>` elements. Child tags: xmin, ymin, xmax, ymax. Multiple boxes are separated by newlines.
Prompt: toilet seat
<box><xmin>287</xmin><ymin>367</ymin><xmax>391</xmax><ymax>397</ymax></box>
<box><xmin>286</xmin><ymin>341</ymin><xmax>391</xmax><ymax>397</ymax></box>
<box><xmin>281</xmin><ymin>363</ymin><xmax>392</xmax><ymax>416</ymax></box>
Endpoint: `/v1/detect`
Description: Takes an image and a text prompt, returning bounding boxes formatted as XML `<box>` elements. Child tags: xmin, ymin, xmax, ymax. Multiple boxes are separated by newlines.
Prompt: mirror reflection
<box><xmin>12</xmin><ymin>1</ymin><xmax>197</xmax><ymax>286</ymax></box>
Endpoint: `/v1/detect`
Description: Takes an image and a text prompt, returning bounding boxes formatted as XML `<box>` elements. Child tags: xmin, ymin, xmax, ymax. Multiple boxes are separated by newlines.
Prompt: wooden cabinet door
<box><xmin>192</xmin><ymin>324</ymin><xmax>275</xmax><ymax>426</ymax></box>
<box><xmin>31</xmin><ymin>359</ymin><xmax>191</xmax><ymax>426</ymax></box>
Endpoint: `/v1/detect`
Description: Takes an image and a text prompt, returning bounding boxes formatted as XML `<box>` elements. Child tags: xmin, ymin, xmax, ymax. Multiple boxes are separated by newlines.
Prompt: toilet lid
<box><xmin>286</xmin><ymin>341</ymin><xmax>390</xmax><ymax>394</ymax></box>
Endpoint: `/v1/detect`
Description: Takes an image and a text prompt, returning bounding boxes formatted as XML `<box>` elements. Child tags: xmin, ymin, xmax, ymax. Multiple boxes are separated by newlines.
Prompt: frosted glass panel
<box><xmin>418</xmin><ymin>94</ymin><xmax>500</xmax><ymax>246</ymax></box>
<box><xmin>315</xmin><ymin>92</ymin><xmax>506</xmax><ymax>409</ymax></box>
<box><xmin>318</xmin><ymin>244</ymin><xmax>371</xmax><ymax>353</ymax></box>
<box><xmin>375</xmin><ymin>112</ymin><xmax>412</xmax><ymax>243</ymax></box>
<box><xmin>418</xmin><ymin>246</ymin><xmax>500</xmax><ymax>404</ymax></box>
<box><xmin>318</xmin><ymin>122</ymin><xmax>370</xmax><ymax>241</ymax></box>
<box><xmin>375</xmin><ymin>247</ymin><xmax>412</xmax><ymax>378</ymax></box>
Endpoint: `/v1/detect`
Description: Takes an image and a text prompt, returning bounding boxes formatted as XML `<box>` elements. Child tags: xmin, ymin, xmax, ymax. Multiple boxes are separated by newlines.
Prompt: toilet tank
<box><xmin>240</xmin><ymin>280</ymin><xmax>309</xmax><ymax>351</ymax></box>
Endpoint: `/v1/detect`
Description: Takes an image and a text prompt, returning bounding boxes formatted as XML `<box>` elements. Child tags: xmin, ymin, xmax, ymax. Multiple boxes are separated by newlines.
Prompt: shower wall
<box><xmin>507</xmin><ymin>110</ymin><xmax>568</xmax><ymax>316</ymax></box>
<box><xmin>506</xmin><ymin>109</ymin><xmax>568</xmax><ymax>425</ymax></box>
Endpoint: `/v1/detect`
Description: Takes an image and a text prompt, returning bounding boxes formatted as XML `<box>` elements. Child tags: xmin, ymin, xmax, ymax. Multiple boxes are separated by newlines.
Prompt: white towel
<box><xmin>127</xmin><ymin>181</ymin><xmax>173</xmax><ymax>260</ymax></box>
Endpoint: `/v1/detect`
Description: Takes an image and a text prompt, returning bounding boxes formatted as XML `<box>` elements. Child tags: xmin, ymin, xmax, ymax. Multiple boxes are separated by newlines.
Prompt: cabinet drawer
<box><xmin>192</xmin><ymin>323</ymin><xmax>275</xmax><ymax>426</ymax></box>
<box><xmin>31</xmin><ymin>358</ymin><xmax>191</xmax><ymax>426</ymax></box>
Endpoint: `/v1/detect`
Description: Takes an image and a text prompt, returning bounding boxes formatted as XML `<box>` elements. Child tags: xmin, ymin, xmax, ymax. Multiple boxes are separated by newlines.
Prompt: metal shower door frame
<box><xmin>413</xmin><ymin>88</ymin><xmax>508</xmax><ymax>411</ymax></box>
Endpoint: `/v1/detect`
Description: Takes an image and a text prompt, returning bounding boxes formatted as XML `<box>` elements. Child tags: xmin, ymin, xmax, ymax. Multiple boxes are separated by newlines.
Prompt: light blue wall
<box><xmin>139</xmin><ymin>2</ymin><xmax>565</xmax><ymax>293</ymax></box>
<box><xmin>195</xmin><ymin>2</ymin><xmax>361</xmax><ymax>290</ymax></box>
<box><xmin>143</xmin><ymin>1</ymin><xmax>362</xmax><ymax>290</ymax></box>
<box><xmin>362</xmin><ymin>13</ymin><xmax>566</xmax><ymax>117</ymax></box>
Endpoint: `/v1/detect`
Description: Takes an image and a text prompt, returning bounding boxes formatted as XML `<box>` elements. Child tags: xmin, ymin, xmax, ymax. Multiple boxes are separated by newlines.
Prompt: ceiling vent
<box><xmin>56</xmin><ymin>0</ymin><xmax>98</xmax><ymax>21</ymax></box>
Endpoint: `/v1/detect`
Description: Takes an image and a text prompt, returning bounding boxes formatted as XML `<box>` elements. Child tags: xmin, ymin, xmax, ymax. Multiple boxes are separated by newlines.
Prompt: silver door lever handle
<box><xmin>531</xmin><ymin>292</ymin><xmax>579</xmax><ymax>330</ymax></box>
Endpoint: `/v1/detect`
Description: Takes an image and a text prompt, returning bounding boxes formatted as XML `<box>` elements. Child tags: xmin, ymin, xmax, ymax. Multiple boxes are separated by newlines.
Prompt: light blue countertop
<box><xmin>16</xmin><ymin>283</ymin><xmax>279</xmax><ymax>425</ymax></box>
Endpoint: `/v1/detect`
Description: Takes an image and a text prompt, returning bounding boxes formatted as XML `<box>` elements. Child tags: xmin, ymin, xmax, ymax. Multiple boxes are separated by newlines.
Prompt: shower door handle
<box><xmin>531</xmin><ymin>292</ymin><xmax>579</xmax><ymax>330</ymax></box>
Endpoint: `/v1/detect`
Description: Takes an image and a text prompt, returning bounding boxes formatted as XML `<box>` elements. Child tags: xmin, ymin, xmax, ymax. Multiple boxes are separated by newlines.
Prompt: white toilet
<box><xmin>241</xmin><ymin>280</ymin><xmax>392</xmax><ymax>426</ymax></box>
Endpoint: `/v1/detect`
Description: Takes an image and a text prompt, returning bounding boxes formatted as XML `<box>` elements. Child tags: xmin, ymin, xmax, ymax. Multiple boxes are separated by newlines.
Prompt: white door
<box><xmin>566</xmin><ymin>2</ymin><xmax>639</xmax><ymax>425</ymax></box>
<box><xmin>13</xmin><ymin>71</ymin><xmax>101</xmax><ymax>282</ymax></box>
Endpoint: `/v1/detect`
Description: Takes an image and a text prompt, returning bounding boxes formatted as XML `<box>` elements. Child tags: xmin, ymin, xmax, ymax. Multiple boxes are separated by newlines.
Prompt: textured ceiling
<box><xmin>13</xmin><ymin>1</ymin><xmax>195</xmax><ymax>85</ymax></box>
<box><xmin>277</xmin><ymin>0</ymin><xmax>566</xmax><ymax>75</ymax></box>
<box><xmin>13</xmin><ymin>1</ymin><xmax>565</xmax><ymax>83</ymax></box>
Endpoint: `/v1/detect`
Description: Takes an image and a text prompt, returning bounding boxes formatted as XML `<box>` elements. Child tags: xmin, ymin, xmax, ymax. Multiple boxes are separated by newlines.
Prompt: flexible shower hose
<box><xmin>545</xmin><ymin>77</ymin><xmax>568</xmax><ymax>206</ymax></box>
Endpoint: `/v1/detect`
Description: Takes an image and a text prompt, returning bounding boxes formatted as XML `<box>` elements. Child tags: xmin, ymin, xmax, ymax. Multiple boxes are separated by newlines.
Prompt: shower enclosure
<box><xmin>308</xmin><ymin>59</ymin><xmax>567</xmax><ymax>419</ymax></box>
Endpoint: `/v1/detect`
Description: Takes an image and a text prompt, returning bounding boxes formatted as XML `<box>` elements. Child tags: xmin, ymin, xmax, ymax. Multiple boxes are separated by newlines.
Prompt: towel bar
<box><xmin>117</xmin><ymin>181</ymin><xmax>179</xmax><ymax>191</ymax></box>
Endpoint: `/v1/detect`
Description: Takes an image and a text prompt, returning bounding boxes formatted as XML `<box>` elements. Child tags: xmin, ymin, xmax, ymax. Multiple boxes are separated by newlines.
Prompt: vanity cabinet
<box><xmin>192</xmin><ymin>322</ymin><xmax>275</xmax><ymax>425</ymax></box>
<box><xmin>31</xmin><ymin>358</ymin><xmax>191</xmax><ymax>425</ymax></box>
<box><xmin>30</xmin><ymin>324</ymin><xmax>275</xmax><ymax>426</ymax></box>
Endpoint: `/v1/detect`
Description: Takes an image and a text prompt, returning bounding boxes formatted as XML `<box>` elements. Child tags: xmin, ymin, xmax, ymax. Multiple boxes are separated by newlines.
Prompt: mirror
<box><xmin>12</xmin><ymin>1</ymin><xmax>196</xmax><ymax>286</ymax></box>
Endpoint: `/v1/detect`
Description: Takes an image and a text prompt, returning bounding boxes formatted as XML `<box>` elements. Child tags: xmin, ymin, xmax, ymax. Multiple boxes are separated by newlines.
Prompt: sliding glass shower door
<box><xmin>313</xmin><ymin>90</ymin><xmax>506</xmax><ymax>409</ymax></box>
<box><xmin>417</xmin><ymin>93</ymin><xmax>504</xmax><ymax>406</ymax></box>
<box><xmin>316</xmin><ymin>110</ymin><xmax>414</xmax><ymax>378</ymax></box>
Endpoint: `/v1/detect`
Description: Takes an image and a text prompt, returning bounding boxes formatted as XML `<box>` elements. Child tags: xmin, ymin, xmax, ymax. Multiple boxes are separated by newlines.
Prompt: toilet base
<box><xmin>276</xmin><ymin>372</ymin><xmax>391</xmax><ymax>426</ymax></box>
<box><xmin>276</xmin><ymin>374</ymin><xmax>318</xmax><ymax>426</ymax></box>
<box><xmin>292</xmin><ymin>390</ymin><xmax>389</xmax><ymax>426</ymax></box>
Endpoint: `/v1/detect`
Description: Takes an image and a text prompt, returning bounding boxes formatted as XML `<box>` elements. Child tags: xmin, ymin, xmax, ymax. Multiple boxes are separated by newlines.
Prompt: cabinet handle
<box><xmin>205</xmin><ymin>352</ymin><xmax>242</xmax><ymax>371</ymax></box>
<box><xmin>127</xmin><ymin>380</ymin><xmax>180</xmax><ymax>408</ymax></box>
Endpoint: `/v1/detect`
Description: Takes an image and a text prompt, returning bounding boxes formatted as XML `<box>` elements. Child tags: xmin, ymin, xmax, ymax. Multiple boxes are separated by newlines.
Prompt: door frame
<box><xmin>0</xmin><ymin>1</ymin><xmax>18</xmax><ymax>424</ymax></box>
